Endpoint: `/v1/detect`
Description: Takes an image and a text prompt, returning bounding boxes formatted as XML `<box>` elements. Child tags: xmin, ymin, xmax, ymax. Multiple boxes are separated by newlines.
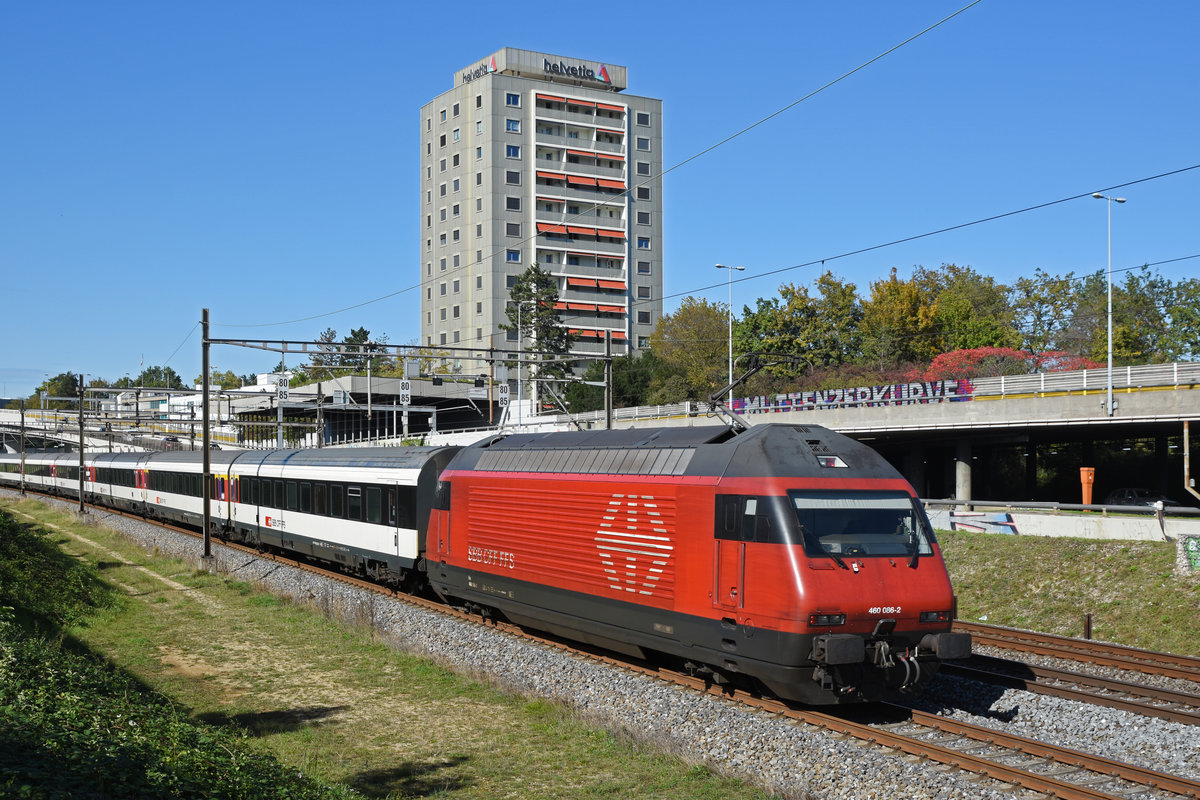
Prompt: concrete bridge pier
<box><xmin>955</xmin><ymin>438</ymin><xmax>972</xmax><ymax>508</ymax></box>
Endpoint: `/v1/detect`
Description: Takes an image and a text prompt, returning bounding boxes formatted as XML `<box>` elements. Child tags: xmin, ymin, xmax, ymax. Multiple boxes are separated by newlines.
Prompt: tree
<box><xmin>648</xmin><ymin>296</ymin><xmax>728</xmax><ymax>401</ymax></box>
<box><xmin>307</xmin><ymin>327</ymin><xmax>342</xmax><ymax>380</ymax></box>
<box><xmin>193</xmin><ymin>368</ymin><xmax>249</xmax><ymax>388</ymax></box>
<box><xmin>500</xmin><ymin>262</ymin><xmax>574</xmax><ymax>385</ymax></box>
<box><xmin>860</xmin><ymin>268</ymin><xmax>939</xmax><ymax>368</ymax></box>
<box><xmin>30</xmin><ymin>372</ymin><xmax>81</xmax><ymax>410</ymax></box>
<box><xmin>1009</xmin><ymin>268</ymin><xmax>1079</xmax><ymax>354</ymax></box>
<box><xmin>134</xmin><ymin>366</ymin><xmax>185</xmax><ymax>390</ymax></box>
<box><xmin>563</xmin><ymin>350</ymin><xmax>668</xmax><ymax>413</ymax></box>
<box><xmin>921</xmin><ymin>264</ymin><xmax>1019</xmax><ymax>352</ymax></box>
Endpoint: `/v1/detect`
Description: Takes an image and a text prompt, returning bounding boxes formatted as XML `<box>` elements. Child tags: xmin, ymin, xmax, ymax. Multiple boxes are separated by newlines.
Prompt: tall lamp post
<box><xmin>1092</xmin><ymin>193</ymin><xmax>1125</xmax><ymax>417</ymax></box>
<box><xmin>714</xmin><ymin>264</ymin><xmax>745</xmax><ymax>389</ymax></box>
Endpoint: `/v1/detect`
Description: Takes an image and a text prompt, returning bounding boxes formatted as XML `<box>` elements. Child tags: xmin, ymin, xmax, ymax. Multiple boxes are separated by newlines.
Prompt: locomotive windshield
<box><xmin>788</xmin><ymin>490</ymin><xmax>935</xmax><ymax>559</ymax></box>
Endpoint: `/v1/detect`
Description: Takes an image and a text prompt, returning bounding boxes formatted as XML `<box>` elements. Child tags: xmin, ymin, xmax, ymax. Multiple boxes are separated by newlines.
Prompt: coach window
<box><xmin>315</xmin><ymin>483</ymin><xmax>327</xmax><ymax>515</ymax></box>
<box><xmin>347</xmin><ymin>486</ymin><xmax>362</xmax><ymax>521</ymax></box>
<box><xmin>274</xmin><ymin>480</ymin><xmax>284</xmax><ymax>508</ymax></box>
<box><xmin>331</xmin><ymin>484</ymin><xmax>344</xmax><ymax>518</ymax></box>
<box><xmin>300</xmin><ymin>482</ymin><xmax>312</xmax><ymax>513</ymax></box>
<box><xmin>286</xmin><ymin>481</ymin><xmax>298</xmax><ymax>511</ymax></box>
<box><xmin>249</xmin><ymin>478</ymin><xmax>259</xmax><ymax>505</ymax></box>
<box><xmin>366</xmin><ymin>487</ymin><xmax>382</xmax><ymax>524</ymax></box>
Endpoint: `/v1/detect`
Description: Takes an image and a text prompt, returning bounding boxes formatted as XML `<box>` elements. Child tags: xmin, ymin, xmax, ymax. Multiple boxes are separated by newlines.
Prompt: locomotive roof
<box><xmin>451</xmin><ymin>423</ymin><xmax>900</xmax><ymax>481</ymax></box>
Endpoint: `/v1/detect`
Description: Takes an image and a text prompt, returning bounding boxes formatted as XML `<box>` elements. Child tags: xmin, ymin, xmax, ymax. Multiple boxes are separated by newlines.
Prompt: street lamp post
<box><xmin>1092</xmin><ymin>193</ymin><xmax>1126</xmax><ymax>417</ymax></box>
<box><xmin>714</xmin><ymin>264</ymin><xmax>745</xmax><ymax>389</ymax></box>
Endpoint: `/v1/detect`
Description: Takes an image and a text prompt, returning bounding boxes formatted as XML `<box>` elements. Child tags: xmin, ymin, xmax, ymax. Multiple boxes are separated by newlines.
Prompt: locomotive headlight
<box><xmin>808</xmin><ymin>613</ymin><xmax>846</xmax><ymax>627</ymax></box>
<box><xmin>919</xmin><ymin>610</ymin><xmax>952</xmax><ymax>623</ymax></box>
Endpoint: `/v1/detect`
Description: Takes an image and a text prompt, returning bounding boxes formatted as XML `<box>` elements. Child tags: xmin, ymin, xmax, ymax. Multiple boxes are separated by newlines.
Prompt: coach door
<box><xmin>713</xmin><ymin>495</ymin><xmax>747</xmax><ymax>611</ymax></box>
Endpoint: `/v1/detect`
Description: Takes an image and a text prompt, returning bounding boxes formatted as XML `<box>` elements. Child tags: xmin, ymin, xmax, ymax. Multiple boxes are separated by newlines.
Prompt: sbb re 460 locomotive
<box><xmin>427</xmin><ymin>423</ymin><xmax>970</xmax><ymax>704</ymax></box>
<box><xmin>0</xmin><ymin>422</ymin><xmax>969</xmax><ymax>704</ymax></box>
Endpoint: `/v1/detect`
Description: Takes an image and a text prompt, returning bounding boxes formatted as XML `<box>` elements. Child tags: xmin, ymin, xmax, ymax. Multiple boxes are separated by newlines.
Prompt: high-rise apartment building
<box><xmin>419</xmin><ymin>47</ymin><xmax>663</xmax><ymax>373</ymax></box>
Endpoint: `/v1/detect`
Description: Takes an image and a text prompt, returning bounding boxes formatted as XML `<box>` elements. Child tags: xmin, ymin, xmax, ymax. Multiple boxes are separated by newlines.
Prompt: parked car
<box><xmin>162</xmin><ymin>435</ymin><xmax>179</xmax><ymax>443</ymax></box>
<box><xmin>1104</xmin><ymin>487</ymin><xmax>1180</xmax><ymax>507</ymax></box>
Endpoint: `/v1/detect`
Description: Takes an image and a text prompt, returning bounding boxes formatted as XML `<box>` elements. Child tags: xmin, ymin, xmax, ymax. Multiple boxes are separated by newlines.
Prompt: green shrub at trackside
<box><xmin>0</xmin><ymin>510</ymin><xmax>355</xmax><ymax>800</ymax></box>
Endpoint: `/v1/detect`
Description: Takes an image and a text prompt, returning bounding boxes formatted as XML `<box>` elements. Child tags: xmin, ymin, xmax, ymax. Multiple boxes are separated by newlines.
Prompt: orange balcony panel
<box><xmin>567</xmin><ymin>277</ymin><xmax>598</xmax><ymax>288</ymax></box>
<box><xmin>537</xmin><ymin>223</ymin><xmax>569</xmax><ymax>234</ymax></box>
<box><xmin>537</xmin><ymin>170</ymin><xmax>567</xmax><ymax>180</ymax></box>
<box><xmin>566</xmin><ymin>225</ymin><xmax>597</xmax><ymax>236</ymax></box>
<box><xmin>566</xmin><ymin>97</ymin><xmax>597</xmax><ymax>107</ymax></box>
<box><xmin>597</xmin><ymin>128</ymin><xmax>624</xmax><ymax>135</ymax></box>
<box><xmin>566</xmin><ymin>302</ymin><xmax>597</xmax><ymax>311</ymax></box>
<box><xmin>597</xmin><ymin>304</ymin><xmax>625</xmax><ymax>314</ymax></box>
<box><xmin>598</xmin><ymin>280</ymin><xmax>627</xmax><ymax>290</ymax></box>
<box><xmin>566</xmin><ymin>175</ymin><xmax>597</xmax><ymax>186</ymax></box>
<box><xmin>597</xmin><ymin>179</ymin><xmax>626</xmax><ymax>190</ymax></box>
<box><xmin>596</xmin><ymin>102</ymin><xmax>625</xmax><ymax>112</ymax></box>
<box><xmin>595</xmin><ymin>228</ymin><xmax>625</xmax><ymax>239</ymax></box>
<box><xmin>537</xmin><ymin>93</ymin><xmax>566</xmax><ymax>103</ymax></box>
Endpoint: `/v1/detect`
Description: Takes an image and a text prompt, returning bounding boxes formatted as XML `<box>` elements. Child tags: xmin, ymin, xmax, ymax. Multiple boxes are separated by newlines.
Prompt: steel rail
<box><xmin>943</xmin><ymin>655</ymin><xmax>1200</xmax><ymax>726</ymax></box>
<box><xmin>955</xmin><ymin>620</ymin><xmax>1200</xmax><ymax>682</ymax></box>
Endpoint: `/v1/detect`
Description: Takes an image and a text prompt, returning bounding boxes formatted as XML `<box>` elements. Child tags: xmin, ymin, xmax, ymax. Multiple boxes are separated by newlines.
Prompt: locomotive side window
<box><xmin>714</xmin><ymin>495</ymin><xmax>794</xmax><ymax>544</ymax></box>
<box><xmin>789</xmin><ymin>490</ymin><xmax>935</xmax><ymax>558</ymax></box>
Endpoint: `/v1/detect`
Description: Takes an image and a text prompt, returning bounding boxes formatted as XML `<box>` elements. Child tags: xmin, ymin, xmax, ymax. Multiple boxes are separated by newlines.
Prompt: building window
<box><xmin>567</xmin><ymin>256</ymin><xmax>580</xmax><ymax>266</ymax></box>
<box><xmin>506</xmin><ymin>275</ymin><xmax>518</xmax><ymax>288</ymax></box>
<box><xmin>439</xmin><ymin>134</ymin><xmax>446</xmax><ymax>147</ymax></box>
<box><xmin>453</xmin><ymin>305</ymin><xmax>460</xmax><ymax>318</ymax></box>
<box><xmin>440</xmin><ymin>283</ymin><xmax>447</xmax><ymax>296</ymax></box>
<box><xmin>439</xmin><ymin>257</ymin><xmax>446</xmax><ymax>270</ymax></box>
<box><xmin>439</xmin><ymin>183</ymin><xmax>447</xmax><ymax>197</ymax></box>
<box><xmin>506</xmin><ymin>250</ymin><xmax>521</xmax><ymax>262</ymax></box>
<box><xmin>440</xmin><ymin>159</ymin><xmax>446</xmax><ymax>173</ymax></box>
<box><xmin>476</xmin><ymin>146</ymin><xmax>482</xmax><ymax>159</ymax></box>
<box><xmin>636</xmin><ymin>161</ymin><xmax>651</xmax><ymax>176</ymax></box>
<box><xmin>476</xmin><ymin>172</ymin><xmax>482</xmax><ymax>185</ymax></box>
<box><xmin>475</xmin><ymin>224</ymin><xmax>482</xmax><ymax>236</ymax></box>
<box><xmin>440</xmin><ymin>109</ymin><xmax>447</xmax><ymax>122</ymax></box>
<box><xmin>453</xmin><ymin>279</ymin><xmax>460</xmax><ymax>293</ymax></box>
<box><xmin>440</xmin><ymin>333</ymin><xmax>447</xmax><ymax>345</ymax></box>
<box><xmin>452</xmin><ymin>102</ymin><xmax>459</xmax><ymax>117</ymax></box>
<box><xmin>427</xmin><ymin>117</ymin><xmax>432</xmax><ymax>130</ymax></box>
<box><xmin>452</xmin><ymin>128</ymin><xmax>460</xmax><ymax>142</ymax></box>
<box><xmin>506</xmin><ymin>118</ymin><xmax>520</xmax><ymax>133</ymax></box>
<box><xmin>426</xmin><ymin>214</ymin><xmax>431</xmax><ymax>228</ymax></box>
<box><xmin>506</xmin><ymin>92</ymin><xmax>520</xmax><ymax>107</ymax></box>
<box><xmin>477</xmin><ymin>328</ymin><xmax>483</xmax><ymax>340</ymax></box>
<box><xmin>452</xmin><ymin>178</ymin><xmax>460</xmax><ymax>192</ymax></box>
<box><xmin>505</xmin><ymin>170</ymin><xmax>520</xmax><ymax>184</ymax></box>
<box><xmin>637</xmin><ymin>260</ymin><xmax>651</xmax><ymax>275</ymax></box>
<box><xmin>452</xmin><ymin>153</ymin><xmax>460</xmax><ymax>167</ymax></box>
<box><xmin>636</xmin><ymin>187</ymin><xmax>650</xmax><ymax>200</ymax></box>
<box><xmin>636</xmin><ymin>111</ymin><xmax>650</xmax><ymax>126</ymax></box>
<box><xmin>505</xmin><ymin>196</ymin><xmax>521</xmax><ymax>211</ymax></box>
<box><xmin>453</xmin><ymin>331</ymin><xmax>460</xmax><ymax>343</ymax></box>
<box><xmin>452</xmin><ymin>254</ymin><xmax>460</xmax><ymax>267</ymax></box>
<box><xmin>637</xmin><ymin>211</ymin><xmax>651</xmax><ymax>225</ymax></box>
<box><xmin>426</xmin><ymin>142</ymin><xmax>431</xmax><ymax>155</ymax></box>
<box><xmin>476</xmin><ymin>94</ymin><xmax>482</xmax><ymax>108</ymax></box>
<box><xmin>439</xmin><ymin>233</ymin><xmax>447</xmax><ymax>245</ymax></box>
<box><xmin>637</xmin><ymin>311</ymin><xmax>651</xmax><ymax>324</ymax></box>
<box><xmin>636</xmin><ymin>137</ymin><xmax>650</xmax><ymax>151</ymax></box>
<box><xmin>506</xmin><ymin>222</ymin><xmax>520</xmax><ymax>237</ymax></box>
<box><xmin>638</xmin><ymin>336</ymin><xmax>650</xmax><ymax>348</ymax></box>
<box><xmin>637</xmin><ymin>286</ymin><xmax>651</xmax><ymax>299</ymax></box>
<box><xmin>476</xmin><ymin>301</ymin><xmax>483</xmax><ymax>314</ymax></box>
<box><xmin>452</xmin><ymin>229</ymin><xmax>460</xmax><ymax>242</ymax></box>
<box><xmin>440</xmin><ymin>307</ymin><xmax>446</xmax><ymax>320</ymax></box>
<box><xmin>476</xmin><ymin>120</ymin><xmax>483</xmax><ymax>134</ymax></box>
<box><xmin>452</xmin><ymin>203</ymin><xmax>460</xmax><ymax>217</ymax></box>
<box><xmin>440</xmin><ymin>208</ymin><xmax>447</xmax><ymax>221</ymax></box>
<box><xmin>506</xmin><ymin>144</ymin><xmax>520</xmax><ymax>159</ymax></box>
<box><xmin>637</xmin><ymin>237</ymin><xmax>650</xmax><ymax>250</ymax></box>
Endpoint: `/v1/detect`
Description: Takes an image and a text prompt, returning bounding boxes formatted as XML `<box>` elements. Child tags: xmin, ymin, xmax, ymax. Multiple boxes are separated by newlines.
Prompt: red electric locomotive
<box><xmin>426</xmin><ymin>423</ymin><xmax>970</xmax><ymax>704</ymax></box>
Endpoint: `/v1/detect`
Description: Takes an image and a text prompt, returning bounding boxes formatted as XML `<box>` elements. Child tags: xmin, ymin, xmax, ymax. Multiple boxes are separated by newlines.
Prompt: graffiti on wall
<box><xmin>1186</xmin><ymin>536</ymin><xmax>1200</xmax><ymax>572</ymax></box>
<box><xmin>734</xmin><ymin>379</ymin><xmax>974</xmax><ymax>414</ymax></box>
<box><xmin>949</xmin><ymin>510</ymin><xmax>1020</xmax><ymax>535</ymax></box>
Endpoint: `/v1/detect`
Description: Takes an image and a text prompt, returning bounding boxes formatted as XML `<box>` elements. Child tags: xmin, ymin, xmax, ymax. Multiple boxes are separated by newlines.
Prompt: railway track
<box><xmin>14</xmin><ymin>491</ymin><xmax>1200</xmax><ymax>800</ymax></box>
<box><xmin>942</xmin><ymin>653</ymin><xmax>1200</xmax><ymax>726</ymax></box>
<box><xmin>954</xmin><ymin>620</ymin><xmax>1200</xmax><ymax>683</ymax></box>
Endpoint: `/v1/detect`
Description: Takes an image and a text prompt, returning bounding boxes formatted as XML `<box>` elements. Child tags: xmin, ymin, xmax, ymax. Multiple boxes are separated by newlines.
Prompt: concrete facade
<box><xmin>419</xmin><ymin>48</ymin><xmax>664</xmax><ymax>376</ymax></box>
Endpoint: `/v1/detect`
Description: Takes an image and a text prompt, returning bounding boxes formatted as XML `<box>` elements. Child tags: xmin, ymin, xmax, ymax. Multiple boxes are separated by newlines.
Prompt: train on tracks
<box><xmin>0</xmin><ymin>423</ymin><xmax>970</xmax><ymax>704</ymax></box>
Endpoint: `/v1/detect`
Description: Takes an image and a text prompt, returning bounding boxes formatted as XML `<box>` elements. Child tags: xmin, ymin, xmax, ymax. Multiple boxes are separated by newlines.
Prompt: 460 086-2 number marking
<box><xmin>868</xmin><ymin>606</ymin><xmax>901</xmax><ymax>615</ymax></box>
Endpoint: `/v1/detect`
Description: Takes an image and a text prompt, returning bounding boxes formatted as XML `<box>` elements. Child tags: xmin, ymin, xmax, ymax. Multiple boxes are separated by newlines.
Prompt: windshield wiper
<box><xmin>827</xmin><ymin>550</ymin><xmax>850</xmax><ymax>570</ymax></box>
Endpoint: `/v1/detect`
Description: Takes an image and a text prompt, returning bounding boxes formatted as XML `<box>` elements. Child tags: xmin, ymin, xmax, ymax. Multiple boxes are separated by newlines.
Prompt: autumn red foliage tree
<box><xmin>908</xmin><ymin>347</ymin><xmax>1103</xmax><ymax>381</ymax></box>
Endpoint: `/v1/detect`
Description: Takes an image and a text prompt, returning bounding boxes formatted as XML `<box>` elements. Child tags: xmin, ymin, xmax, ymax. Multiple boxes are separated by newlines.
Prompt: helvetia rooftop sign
<box><xmin>544</xmin><ymin>58</ymin><xmax>611</xmax><ymax>83</ymax></box>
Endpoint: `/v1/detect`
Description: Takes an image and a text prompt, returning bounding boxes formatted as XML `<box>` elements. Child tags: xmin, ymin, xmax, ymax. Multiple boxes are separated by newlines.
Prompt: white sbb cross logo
<box><xmin>595</xmin><ymin>494</ymin><xmax>672</xmax><ymax>596</ymax></box>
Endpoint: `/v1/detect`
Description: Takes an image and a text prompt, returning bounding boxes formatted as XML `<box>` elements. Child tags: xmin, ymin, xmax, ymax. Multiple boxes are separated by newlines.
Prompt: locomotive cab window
<box><xmin>714</xmin><ymin>495</ymin><xmax>795</xmax><ymax>544</ymax></box>
<box><xmin>789</xmin><ymin>490</ymin><xmax>935</xmax><ymax>559</ymax></box>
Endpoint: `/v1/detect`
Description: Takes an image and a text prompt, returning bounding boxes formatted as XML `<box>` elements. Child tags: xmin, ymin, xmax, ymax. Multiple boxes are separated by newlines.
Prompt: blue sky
<box><xmin>2</xmin><ymin>1</ymin><xmax>1197</xmax><ymax>398</ymax></box>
